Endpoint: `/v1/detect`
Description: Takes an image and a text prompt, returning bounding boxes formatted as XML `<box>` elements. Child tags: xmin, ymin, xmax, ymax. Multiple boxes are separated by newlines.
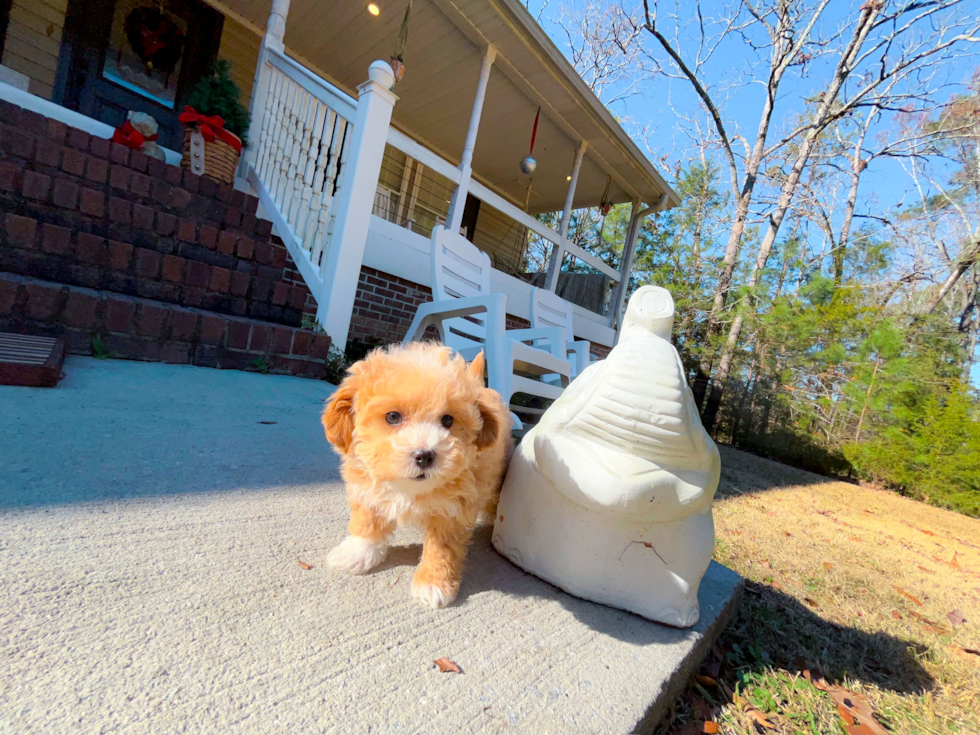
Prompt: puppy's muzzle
<box><xmin>413</xmin><ymin>449</ymin><xmax>436</xmax><ymax>469</ymax></box>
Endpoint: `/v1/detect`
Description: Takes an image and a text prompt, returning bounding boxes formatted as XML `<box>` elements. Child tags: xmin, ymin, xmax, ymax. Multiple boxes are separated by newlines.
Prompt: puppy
<box><xmin>321</xmin><ymin>342</ymin><xmax>512</xmax><ymax>609</ymax></box>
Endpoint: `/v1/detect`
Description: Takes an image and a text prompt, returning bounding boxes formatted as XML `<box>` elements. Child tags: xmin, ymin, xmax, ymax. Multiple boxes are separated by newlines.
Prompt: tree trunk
<box><xmin>922</xmin><ymin>241</ymin><xmax>980</xmax><ymax>315</ymax></box>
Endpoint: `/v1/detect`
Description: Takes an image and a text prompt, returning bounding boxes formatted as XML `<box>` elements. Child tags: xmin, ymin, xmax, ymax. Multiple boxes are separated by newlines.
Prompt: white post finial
<box><xmin>265</xmin><ymin>0</ymin><xmax>290</xmax><ymax>52</ymax></box>
<box><xmin>446</xmin><ymin>45</ymin><xmax>497</xmax><ymax>235</ymax></box>
<box><xmin>317</xmin><ymin>61</ymin><xmax>399</xmax><ymax>349</ymax></box>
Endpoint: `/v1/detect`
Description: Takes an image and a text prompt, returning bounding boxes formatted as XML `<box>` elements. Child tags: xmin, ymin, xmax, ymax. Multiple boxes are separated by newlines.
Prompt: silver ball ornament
<box><xmin>519</xmin><ymin>156</ymin><xmax>537</xmax><ymax>175</ymax></box>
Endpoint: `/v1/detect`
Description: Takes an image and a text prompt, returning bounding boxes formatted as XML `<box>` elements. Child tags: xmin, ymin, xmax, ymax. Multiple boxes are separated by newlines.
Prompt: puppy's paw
<box><xmin>411</xmin><ymin>576</ymin><xmax>459</xmax><ymax>609</ymax></box>
<box><xmin>327</xmin><ymin>536</ymin><xmax>387</xmax><ymax>575</ymax></box>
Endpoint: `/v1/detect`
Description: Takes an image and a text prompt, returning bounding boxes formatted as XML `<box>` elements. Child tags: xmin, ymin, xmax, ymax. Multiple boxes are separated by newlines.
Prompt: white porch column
<box><xmin>446</xmin><ymin>45</ymin><xmax>497</xmax><ymax>234</ymax></box>
<box><xmin>544</xmin><ymin>141</ymin><xmax>587</xmax><ymax>291</ymax></box>
<box><xmin>611</xmin><ymin>193</ymin><xmax>669</xmax><ymax>334</ymax></box>
<box><xmin>317</xmin><ymin>61</ymin><xmax>398</xmax><ymax>348</ymax></box>
<box><xmin>242</xmin><ymin>0</ymin><xmax>291</xmax><ymax>173</ymax></box>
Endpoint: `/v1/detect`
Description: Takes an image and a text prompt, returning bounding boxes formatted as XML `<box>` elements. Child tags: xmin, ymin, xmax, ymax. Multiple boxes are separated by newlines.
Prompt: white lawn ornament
<box><xmin>127</xmin><ymin>112</ymin><xmax>167</xmax><ymax>162</ymax></box>
<box><xmin>492</xmin><ymin>286</ymin><xmax>720</xmax><ymax>627</ymax></box>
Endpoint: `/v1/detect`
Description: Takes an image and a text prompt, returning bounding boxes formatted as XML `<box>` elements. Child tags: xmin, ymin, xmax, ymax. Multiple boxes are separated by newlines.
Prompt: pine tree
<box><xmin>186</xmin><ymin>60</ymin><xmax>250</xmax><ymax>147</ymax></box>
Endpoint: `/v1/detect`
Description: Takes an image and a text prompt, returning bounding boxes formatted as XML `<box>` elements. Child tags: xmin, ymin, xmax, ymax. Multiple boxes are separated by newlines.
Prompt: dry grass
<box><xmin>659</xmin><ymin>446</ymin><xmax>980</xmax><ymax>735</ymax></box>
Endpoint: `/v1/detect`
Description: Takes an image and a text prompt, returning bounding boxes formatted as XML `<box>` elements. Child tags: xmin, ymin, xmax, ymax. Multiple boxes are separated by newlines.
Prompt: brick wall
<box><xmin>349</xmin><ymin>265</ymin><xmax>612</xmax><ymax>358</ymax></box>
<box><xmin>0</xmin><ymin>99</ymin><xmax>315</xmax><ymax>328</ymax></box>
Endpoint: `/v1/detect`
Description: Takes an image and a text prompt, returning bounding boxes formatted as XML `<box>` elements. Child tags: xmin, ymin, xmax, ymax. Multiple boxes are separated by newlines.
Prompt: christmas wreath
<box><xmin>124</xmin><ymin>6</ymin><xmax>185</xmax><ymax>74</ymax></box>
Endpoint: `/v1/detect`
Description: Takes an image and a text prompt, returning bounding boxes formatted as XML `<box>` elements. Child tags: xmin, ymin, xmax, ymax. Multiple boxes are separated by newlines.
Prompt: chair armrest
<box><xmin>402</xmin><ymin>294</ymin><xmax>507</xmax><ymax>345</ymax></box>
<box><xmin>505</xmin><ymin>327</ymin><xmax>567</xmax><ymax>358</ymax></box>
<box><xmin>566</xmin><ymin>340</ymin><xmax>591</xmax><ymax>377</ymax></box>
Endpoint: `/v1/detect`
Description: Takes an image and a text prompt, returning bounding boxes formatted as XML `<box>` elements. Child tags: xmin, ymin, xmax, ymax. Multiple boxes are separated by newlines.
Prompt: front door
<box><xmin>55</xmin><ymin>0</ymin><xmax>223</xmax><ymax>150</ymax></box>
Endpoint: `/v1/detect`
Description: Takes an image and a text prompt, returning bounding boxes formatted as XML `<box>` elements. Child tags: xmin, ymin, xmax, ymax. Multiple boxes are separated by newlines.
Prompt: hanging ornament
<box><xmin>520</xmin><ymin>106</ymin><xmax>540</xmax><ymax>175</ymax></box>
<box><xmin>598</xmin><ymin>174</ymin><xmax>613</xmax><ymax>216</ymax></box>
<box><xmin>390</xmin><ymin>1</ymin><xmax>412</xmax><ymax>84</ymax></box>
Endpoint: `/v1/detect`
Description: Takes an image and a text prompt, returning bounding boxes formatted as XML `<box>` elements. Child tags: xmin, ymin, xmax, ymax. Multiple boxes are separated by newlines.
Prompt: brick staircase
<box><xmin>0</xmin><ymin>99</ymin><xmax>332</xmax><ymax>379</ymax></box>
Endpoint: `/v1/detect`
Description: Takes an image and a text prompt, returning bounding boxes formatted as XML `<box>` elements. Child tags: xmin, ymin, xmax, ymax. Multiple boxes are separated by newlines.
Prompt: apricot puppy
<box><xmin>321</xmin><ymin>342</ymin><xmax>512</xmax><ymax>609</ymax></box>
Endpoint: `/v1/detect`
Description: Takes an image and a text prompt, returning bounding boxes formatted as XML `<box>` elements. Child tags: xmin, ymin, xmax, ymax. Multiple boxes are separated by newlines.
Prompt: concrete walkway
<box><xmin>0</xmin><ymin>358</ymin><xmax>741</xmax><ymax>734</ymax></box>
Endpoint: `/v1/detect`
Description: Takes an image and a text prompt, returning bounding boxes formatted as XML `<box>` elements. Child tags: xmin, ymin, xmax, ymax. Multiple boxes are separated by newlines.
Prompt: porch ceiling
<box><xmin>213</xmin><ymin>0</ymin><xmax>679</xmax><ymax>214</ymax></box>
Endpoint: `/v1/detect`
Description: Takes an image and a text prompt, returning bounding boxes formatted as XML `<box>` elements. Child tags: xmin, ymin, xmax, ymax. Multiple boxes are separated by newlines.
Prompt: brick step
<box><xmin>0</xmin><ymin>271</ymin><xmax>332</xmax><ymax>379</ymax></box>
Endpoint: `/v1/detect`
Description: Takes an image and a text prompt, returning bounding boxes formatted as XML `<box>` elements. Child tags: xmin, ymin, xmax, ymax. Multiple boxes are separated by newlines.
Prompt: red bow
<box><xmin>111</xmin><ymin>120</ymin><xmax>157</xmax><ymax>151</ymax></box>
<box><xmin>178</xmin><ymin>106</ymin><xmax>242</xmax><ymax>154</ymax></box>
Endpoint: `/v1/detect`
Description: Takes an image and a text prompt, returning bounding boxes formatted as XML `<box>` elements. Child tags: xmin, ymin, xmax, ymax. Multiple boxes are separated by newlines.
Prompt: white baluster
<box><xmin>269</xmin><ymin>81</ymin><xmax>299</xmax><ymax>206</ymax></box>
<box><xmin>296</xmin><ymin>103</ymin><xmax>329</xmax><ymax>248</ymax></box>
<box><xmin>286</xmin><ymin>93</ymin><xmax>317</xmax><ymax>228</ymax></box>
<box><xmin>310</xmin><ymin>113</ymin><xmax>345</xmax><ymax>266</ymax></box>
<box><xmin>257</xmin><ymin>69</ymin><xmax>285</xmax><ymax>183</ymax></box>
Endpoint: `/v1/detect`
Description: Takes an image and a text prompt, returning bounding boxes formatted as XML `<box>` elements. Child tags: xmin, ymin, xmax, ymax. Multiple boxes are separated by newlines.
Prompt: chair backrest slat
<box><xmin>430</xmin><ymin>226</ymin><xmax>493</xmax><ymax>346</ymax></box>
<box><xmin>530</xmin><ymin>287</ymin><xmax>575</xmax><ymax>338</ymax></box>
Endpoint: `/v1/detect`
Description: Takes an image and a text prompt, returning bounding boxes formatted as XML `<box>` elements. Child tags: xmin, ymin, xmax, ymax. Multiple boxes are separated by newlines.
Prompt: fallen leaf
<box><xmin>499</xmin><ymin>515</ymin><xmax>503</xmax><ymax>522</ymax></box>
<box><xmin>948</xmin><ymin>610</ymin><xmax>967</xmax><ymax>627</ymax></box>
<box><xmin>803</xmin><ymin>671</ymin><xmax>888</xmax><ymax>735</ymax></box>
<box><xmin>784</xmin><ymin>531</ymin><xmax>792</xmax><ymax>537</ymax></box>
<box><xmin>298</xmin><ymin>559</ymin><xmax>313</xmax><ymax>570</ymax></box>
<box><xmin>891</xmin><ymin>585</ymin><xmax>922</xmax><ymax>606</ymax></box>
<box><xmin>923</xmin><ymin>624</ymin><xmax>947</xmax><ymax>635</ymax></box>
<box><xmin>746</xmin><ymin>707</ymin><xmax>775</xmax><ymax>730</ymax></box>
<box><xmin>703</xmin><ymin>722</ymin><xmax>720</xmax><ymax>734</ymax></box>
<box><xmin>433</xmin><ymin>657</ymin><xmax>462</xmax><ymax>673</ymax></box>
<box><xmin>919</xmin><ymin>528</ymin><xmax>935</xmax><ymax>536</ymax></box>
<box><xmin>850</xmin><ymin>536</ymin><xmax>862</xmax><ymax>542</ymax></box>
<box><xmin>767</xmin><ymin>511</ymin><xmax>778</xmax><ymax>517</ymax></box>
<box><xmin>804</xmin><ymin>597</ymin><xmax>818</xmax><ymax>607</ymax></box>
<box><xmin>891</xmin><ymin>610</ymin><xmax>902</xmax><ymax>620</ymax></box>
<box><xmin>760</xmin><ymin>560</ymin><xmax>772</xmax><ymax>569</ymax></box>
<box><xmin>823</xmin><ymin>562</ymin><xmax>834</xmax><ymax>571</ymax></box>
<box><xmin>695</xmin><ymin>674</ymin><xmax>718</xmax><ymax>687</ymax></box>
<box><xmin>917</xmin><ymin>565</ymin><xmax>934</xmax><ymax>573</ymax></box>
<box><xmin>771</xmin><ymin>580</ymin><xmax>783</xmax><ymax>590</ymax></box>
<box><xmin>909</xmin><ymin>610</ymin><xmax>940</xmax><ymax>626</ymax></box>
<box><xmin>950</xmin><ymin>645</ymin><xmax>980</xmax><ymax>659</ymax></box>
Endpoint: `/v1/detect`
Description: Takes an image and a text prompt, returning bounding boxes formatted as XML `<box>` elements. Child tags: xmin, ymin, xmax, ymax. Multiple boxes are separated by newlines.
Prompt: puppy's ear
<box><xmin>475</xmin><ymin>388</ymin><xmax>502</xmax><ymax>449</ymax></box>
<box><xmin>322</xmin><ymin>376</ymin><xmax>359</xmax><ymax>453</ymax></box>
<box><xmin>467</xmin><ymin>351</ymin><xmax>486</xmax><ymax>385</ymax></box>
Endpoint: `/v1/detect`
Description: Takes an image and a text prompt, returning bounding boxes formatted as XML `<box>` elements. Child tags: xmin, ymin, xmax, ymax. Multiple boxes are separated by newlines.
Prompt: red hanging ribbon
<box><xmin>178</xmin><ymin>106</ymin><xmax>242</xmax><ymax>154</ymax></box>
<box><xmin>111</xmin><ymin>120</ymin><xmax>157</xmax><ymax>151</ymax></box>
<box><xmin>529</xmin><ymin>106</ymin><xmax>540</xmax><ymax>156</ymax></box>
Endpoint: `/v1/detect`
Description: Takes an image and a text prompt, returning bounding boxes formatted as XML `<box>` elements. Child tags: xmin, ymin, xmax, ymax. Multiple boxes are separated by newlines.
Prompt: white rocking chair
<box><xmin>402</xmin><ymin>226</ymin><xmax>572</xmax><ymax>428</ymax></box>
<box><xmin>530</xmin><ymin>287</ymin><xmax>595</xmax><ymax>380</ymax></box>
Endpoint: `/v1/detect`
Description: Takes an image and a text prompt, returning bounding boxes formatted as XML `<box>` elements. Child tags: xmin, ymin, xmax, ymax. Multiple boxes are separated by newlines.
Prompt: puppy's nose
<box><xmin>413</xmin><ymin>449</ymin><xmax>436</xmax><ymax>469</ymax></box>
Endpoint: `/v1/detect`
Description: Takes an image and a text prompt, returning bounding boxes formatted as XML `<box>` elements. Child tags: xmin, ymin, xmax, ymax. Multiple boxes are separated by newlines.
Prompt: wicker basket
<box><xmin>181</xmin><ymin>127</ymin><xmax>241</xmax><ymax>185</ymax></box>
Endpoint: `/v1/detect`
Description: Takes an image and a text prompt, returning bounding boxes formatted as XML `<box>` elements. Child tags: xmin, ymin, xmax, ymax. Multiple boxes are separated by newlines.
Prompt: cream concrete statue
<box><xmin>491</xmin><ymin>286</ymin><xmax>720</xmax><ymax>627</ymax></box>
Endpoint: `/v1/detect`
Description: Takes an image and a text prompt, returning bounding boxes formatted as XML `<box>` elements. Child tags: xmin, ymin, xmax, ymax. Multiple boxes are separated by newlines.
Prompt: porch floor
<box><xmin>0</xmin><ymin>358</ymin><xmax>741</xmax><ymax>734</ymax></box>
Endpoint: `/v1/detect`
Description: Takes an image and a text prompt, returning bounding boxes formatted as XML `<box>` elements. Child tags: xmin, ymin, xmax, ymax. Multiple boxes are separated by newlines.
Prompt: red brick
<box><xmin>85</xmin><ymin>157</ymin><xmax>108</xmax><ymax>184</ymax></box>
<box><xmin>152</xmin><ymin>179</ymin><xmax>172</xmax><ymax>205</ymax></box>
<box><xmin>164</xmin><ymin>165</ymin><xmax>182</xmax><ymax>186</ymax></box>
<box><xmin>76</xmin><ymin>233</ymin><xmax>106</xmax><ymax>264</ymax></box>
<box><xmin>183</xmin><ymin>287</ymin><xmax>204</xmax><ymax>307</ymax></box>
<box><xmin>271</xmin><ymin>245</ymin><xmax>287</xmax><ymax>269</ymax></box>
<box><xmin>130</xmin><ymin>151</ymin><xmax>149</xmax><ymax>173</ymax></box>
<box><xmin>230</xmin><ymin>271</ymin><xmax>250</xmax><ymax>296</ymax></box>
<box><xmin>41</xmin><ymin>224</ymin><xmax>72</xmax><ymax>255</ymax></box>
<box><xmin>177</xmin><ymin>218</ymin><xmax>197</xmax><ymax>242</ymax></box>
<box><xmin>236</xmin><ymin>237</ymin><xmax>254</xmax><ymax>260</ymax></box>
<box><xmin>171</xmin><ymin>188</ymin><xmax>191</xmax><ymax>209</ymax></box>
<box><xmin>147</xmin><ymin>158</ymin><xmax>167</xmax><ymax>179</ymax></box>
<box><xmin>34</xmin><ymin>140</ymin><xmax>61</xmax><ymax>167</ymax></box>
<box><xmin>217</xmin><ymin>183</ymin><xmax>234</xmax><ymax>202</ymax></box>
<box><xmin>137</xmin><ymin>304</ymin><xmax>168</xmax><ymax>337</ymax></box>
<box><xmin>161</xmin><ymin>342</ymin><xmax>191</xmax><ymax>364</ymax></box>
<box><xmin>182</xmin><ymin>170</ymin><xmax>199</xmax><ymax>192</ymax></box>
<box><xmin>61</xmin><ymin>148</ymin><xmax>85</xmax><ymax>176</ymax></box>
<box><xmin>227</xmin><ymin>320</ymin><xmax>250</xmax><ymax>349</ymax></box>
<box><xmin>9</xmin><ymin>130</ymin><xmax>34</xmax><ymax>157</ymax></box>
<box><xmin>198</xmin><ymin>176</ymin><xmax>217</xmax><ymax>198</ymax></box>
<box><xmin>79</xmin><ymin>188</ymin><xmax>105</xmax><ymax>217</ymax></box>
<box><xmin>185</xmin><ymin>260</ymin><xmax>210</xmax><ymax>288</ymax></box>
<box><xmin>272</xmin><ymin>327</ymin><xmax>293</xmax><ymax>354</ymax></box>
<box><xmin>241</xmin><ymin>212</ymin><xmax>257</xmax><ymax>233</ymax></box>
<box><xmin>67</xmin><ymin>128</ymin><xmax>91</xmax><ymax>151</ymax></box>
<box><xmin>209</xmin><ymin>266</ymin><xmax>231</xmax><ymax>293</ymax></box>
<box><xmin>0</xmin><ymin>277</ymin><xmax>19</xmax><ymax>315</ymax></box>
<box><xmin>108</xmin><ymin>241</ymin><xmax>133</xmax><ymax>270</ymax></box>
<box><xmin>271</xmin><ymin>282</ymin><xmax>289</xmax><ymax>305</ymax></box>
<box><xmin>135</xmin><ymin>248</ymin><xmax>161</xmax><ymax>278</ymax></box>
<box><xmin>105</xmin><ymin>296</ymin><xmax>136</xmax><ymax>333</ymax></box>
<box><xmin>22</xmin><ymin>170</ymin><xmax>50</xmax><ymax>200</ymax></box>
<box><xmin>109</xmin><ymin>142</ymin><xmax>130</xmax><ymax>166</ymax></box>
<box><xmin>4</xmin><ymin>214</ymin><xmax>37</xmax><ymax>248</ymax></box>
<box><xmin>292</xmin><ymin>330</ymin><xmax>312</xmax><ymax>356</ymax></box>
<box><xmin>251</xmin><ymin>278</ymin><xmax>272</xmax><ymax>303</ymax></box>
<box><xmin>133</xmin><ymin>203</ymin><xmax>154</xmax><ymax>230</ymax></box>
<box><xmin>108</xmin><ymin>197</ymin><xmax>131</xmax><ymax>224</ymax></box>
<box><xmin>169</xmin><ymin>309</ymin><xmax>198</xmax><ymax>341</ymax></box>
<box><xmin>161</xmin><ymin>255</ymin><xmax>185</xmax><ymax>283</ymax></box>
<box><xmin>52</xmin><ymin>178</ymin><xmax>79</xmax><ymax>209</ymax></box>
<box><xmin>89</xmin><ymin>136</ymin><xmax>110</xmax><ymax>159</ymax></box>
<box><xmin>244</xmin><ymin>194</ymin><xmax>259</xmax><ymax>214</ymax></box>
<box><xmin>199</xmin><ymin>314</ymin><xmax>224</xmax><ymax>345</ymax></box>
<box><xmin>199</xmin><ymin>225</ymin><xmax>218</xmax><ymax>249</ymax></box>
<box><xmin>288</xmin><ymin>286</ymin><xmax>307</xmax><ymax>310</ymax></box>
<box><xmin>254</xmin><ymin>242</ymin><xmax>272</xmax><ymax>265</ymax></box>
<box><xmin>250</xmin><ymin>324</ymin><xmax>272</xmax><ymax>352</ymax></box>
<box><xmin>46</xmin><ymin>118</ymin><xmax>68</xmax><ymax>143</ymax></box>
<box><xmin>109</xmin><ymin>165</ymin><xmax>130</xmax><ymax>191</ymax></box>
<box><xmin>223</xmin><ymin>206</ymin><xmax>242</xmax><ymax>227</ymax></box>
<box><xmin>24</xmin><ymin>282</ymin><xmax>64</xmax><ymax>320</ymax></box>
<box><xmin>64</xmin><ymin>290</ymin><xmax>99</xmax><ymax>328</ymax></box>
<box><xmin>0</xmin><ymin>161</ymin><xmax>18</xmax><ymax>191</ymax></box>
<box><xmin>155</xmin><ymin>212</ymin><xmax>176</xmax><ymax>236</ymax></box>
<box><xmin>311</xmin><ymin>334</ymin><xmax>332</xmax><ymax>359</ymax></box>
<box><xmin>130</xmin><ymin>173</ymin><xmax>151</xmax><ymax>197</ymax></box>
<box><xmin>217</xmin><ymin>230</ymin><xmax>237</xmax><ymax>255</ymax></box>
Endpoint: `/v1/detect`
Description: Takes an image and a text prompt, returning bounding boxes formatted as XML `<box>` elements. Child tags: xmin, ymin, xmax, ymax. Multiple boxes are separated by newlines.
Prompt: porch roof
<box><xmin>209</xmin><ymin>0</ymin><xmax>680</xmax><ymax>215</ymax></box>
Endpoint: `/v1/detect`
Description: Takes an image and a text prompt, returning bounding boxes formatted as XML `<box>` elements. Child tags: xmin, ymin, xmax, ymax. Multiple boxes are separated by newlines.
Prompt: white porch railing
<box><xmin>245</xmin><ymin>48</ymin><xmax>356</xmax><ymax>295</ymax></box>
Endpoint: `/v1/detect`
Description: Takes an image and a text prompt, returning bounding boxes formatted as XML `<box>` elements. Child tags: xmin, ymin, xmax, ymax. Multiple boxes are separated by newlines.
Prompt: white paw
<box><xmin>411</xmin><ymin>580</ymin><xmax>458</xmax><ymax>609</ymax></box>
<box><xmin>327</xmin><ymin>536</ymin><xmax>387</xmax><ymax>575</ymax></box>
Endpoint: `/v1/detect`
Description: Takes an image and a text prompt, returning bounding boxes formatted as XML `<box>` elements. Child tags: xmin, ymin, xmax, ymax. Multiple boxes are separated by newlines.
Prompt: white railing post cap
<box><xmin>368</xmin><ymin>61</ymin><xmax>396</xmax><ymax>90</ymax></box>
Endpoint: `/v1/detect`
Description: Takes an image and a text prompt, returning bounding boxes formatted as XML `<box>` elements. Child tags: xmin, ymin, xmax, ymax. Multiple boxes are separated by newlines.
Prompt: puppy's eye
<box><xmin>441</xmin><ymin>415</ymin><xmax>454</xmax><ymax>429</ymax></box>
<box><xmin>386</xmin><ymin>411</ymin><xmax>402</xmax><ymax>425</ymax></box>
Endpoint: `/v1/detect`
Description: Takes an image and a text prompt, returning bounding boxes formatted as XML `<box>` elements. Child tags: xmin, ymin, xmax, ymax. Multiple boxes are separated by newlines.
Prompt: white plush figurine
<box><xmin>492</xmin><ymin>286</ymin><xmax>721</xmax><ymax>627</ymax></box>
<box><xmin>127</xmin><ymin>112</ymin><xmax>166</xmax><ymax>162</ymax></box>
